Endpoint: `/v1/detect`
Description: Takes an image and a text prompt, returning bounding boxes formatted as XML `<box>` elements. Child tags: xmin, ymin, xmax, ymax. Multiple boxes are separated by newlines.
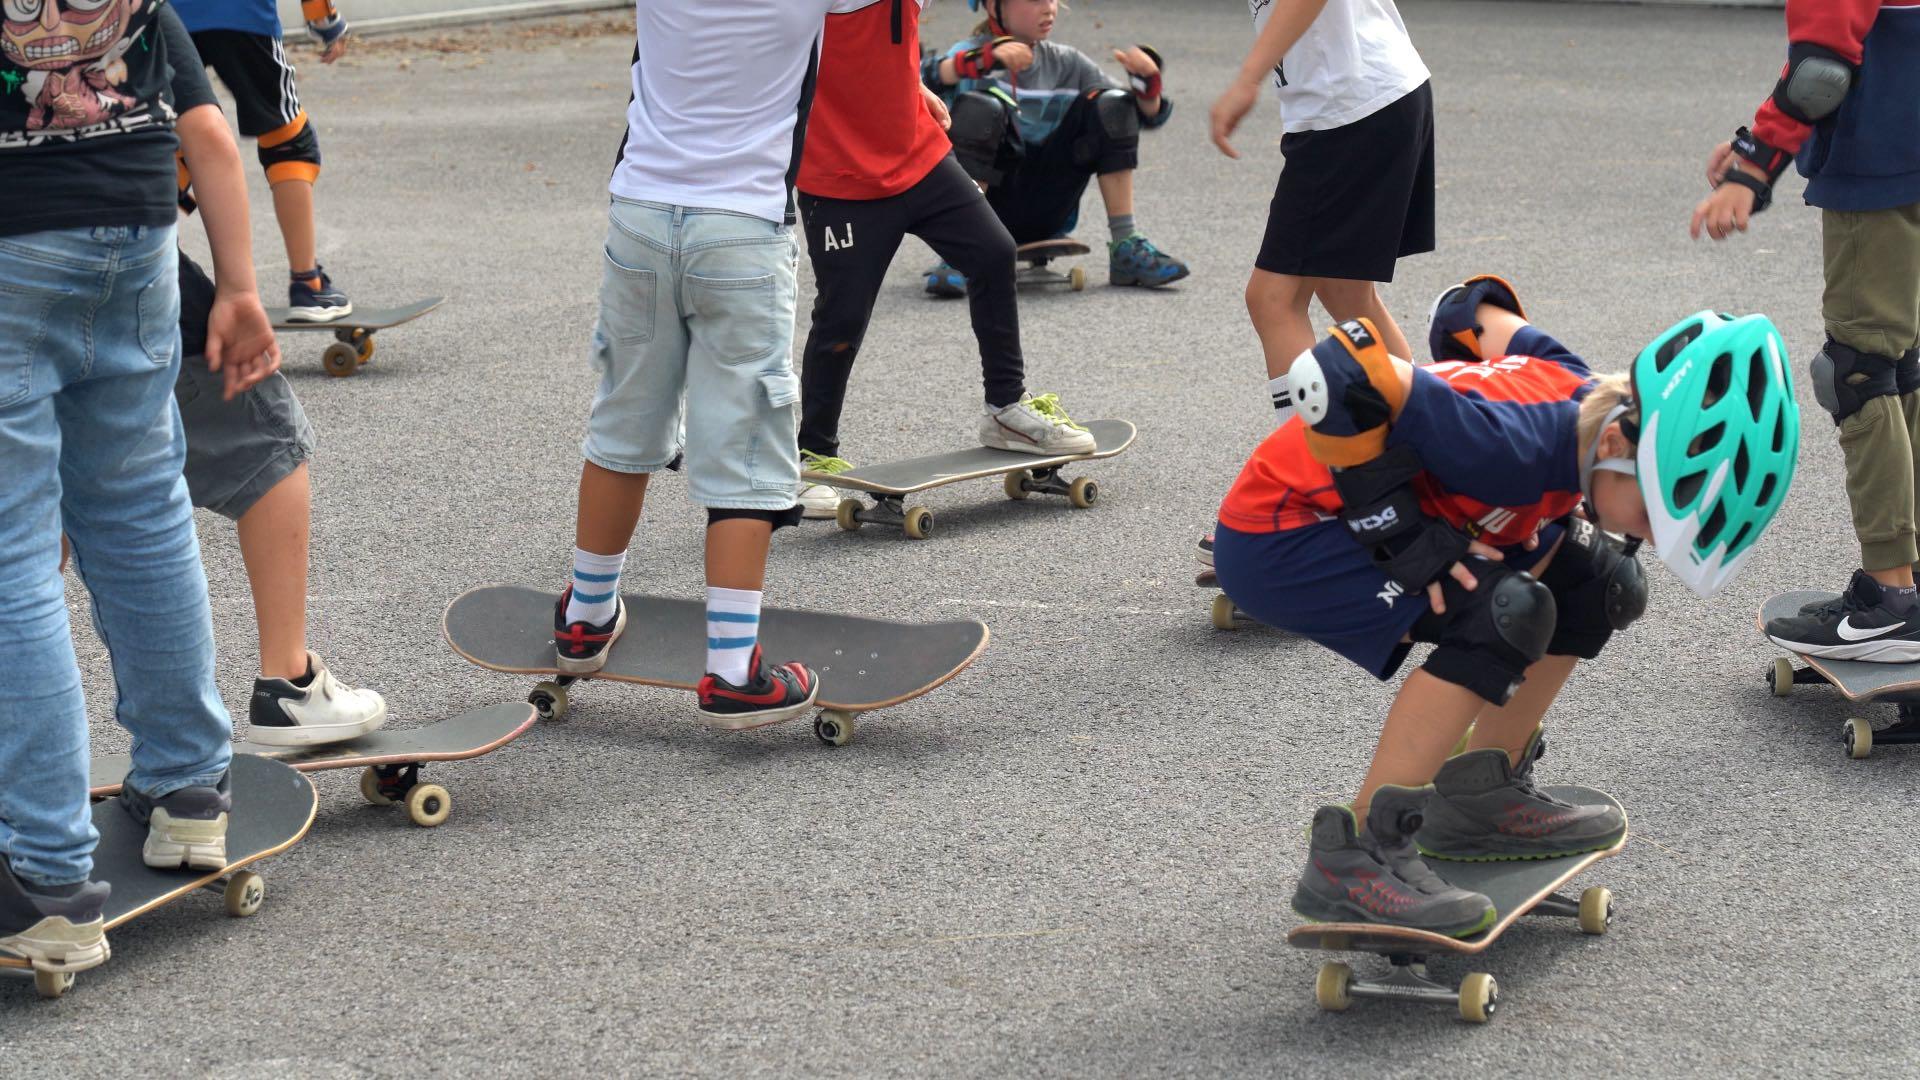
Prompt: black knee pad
<box><xmin>1072</xmin><ymin>89</ymin><xmax>1139</xmax><ymax>172</ymax></box>
<box><xmin>707</xmin><ymin>506</ymin><xmax>803</xmax><ymax>531</ymax></box>
<box><xmin>1538</xmin><ymin>517</ymin><xmax>1648</xmax><ymax>659</ymax></box>
<box><xmin>950</xmin><ymin>90</ymin><xmax>1016</xmax><ymax>185</ymax></box>
<box><xmin>1811</xmin><ymin>338</ymin><xmax>1900</xmax><ymax>424</ymax></box>
<box><xmin>259</xmin><ymin>115</ymin><xmax>322</xmax><ymax>185</ymax></box>
<box><xmin>1898</xmin><ymin>348</ymin><xmax>1920</xmax><ymax>397</ymax></box>
<box><xmin>1413</xmin><ymin>566</ymin><xmax>1556</xmax><ymax>705</ymax></box>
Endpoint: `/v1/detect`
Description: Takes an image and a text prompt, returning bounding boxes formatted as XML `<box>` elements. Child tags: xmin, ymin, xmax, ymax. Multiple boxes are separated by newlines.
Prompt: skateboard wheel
<box><xmin>529</xmin><ymin>682</ymin><xmax>570</xmax><ymax>722</ymax></box>
<box><xmin>1770</xmin><ymin>657</ymin><xmax>1795</xmax><ymax>697</ymax></box>
<box><xmin>1578</xmin><ymin>885</ymin><xmax>1613</xmax><ymax>935</ymax></box>
<box><xmin>1067</xmin><ymin>477</ymin><xmax>1098</xmax><ymax>509</ymax></box>
<box><xmin>1313</xmin><ymin>962</ymin><xmax>1352</xmax><ymax>1012</ymax></box>
<box><xmin>1209</xmin><ymin>593</ymin><xmax>1238</xmax><ymax>631</ymax></box>
<box><xmin>322</xmin><ymin>342</ymin><xmax>359</xmax><ymax>378</ymax></box>
<box><xmin>904</xmin><ymin>505</ymin><xmax>934</xmax><ymax>540</ymax></box>
<box><xmin>33</xmin><ymin>969</ymin><xmax>74</xmax><ymax>999</ymax></box>
<box><xmin>1068</xmin><ymin>265</ymin><xmax>1086</xmax><ymax>291</ymax></box>
<box><xmin>836</xmin><ymin>498</ymin><xmax>862</xmax><ymax>532</ymax></box>
<box><xmin>406</xmin><ymin>783</ymin><xmax>452</xmax><ymax>827</ymax></box>
<box><xmin>1845</xmin><ymin>717</ymin><xmax>1873</xmax><ymax>760</ymax></box>
<box><xmin>357</xmin><ymin>337</ymin><xmax>376</xmax><ymax>364</ymax></box>
<box><xmin>359</xmin><ymin>768</ymin><xmax>396</xmax><ymax>806</ymax></box>
<box><xmin>224</xmin><ymin>870</ymin><xmax>265</xmax><ymax>917</ymax></box>
<box><xmin>1003</xmin><ymin>469</ymin><xmax>1031</xmax><ymax>501</ymax></box>
<box><xmin>1458</xmin><ymin>972</ymin><xmax>1497</xmax><ymax>1023</ymax></box>
<box><xmin>813</xmin><ymin>710</ymin><xmax>855</xmax><ymax>747</ymax></box>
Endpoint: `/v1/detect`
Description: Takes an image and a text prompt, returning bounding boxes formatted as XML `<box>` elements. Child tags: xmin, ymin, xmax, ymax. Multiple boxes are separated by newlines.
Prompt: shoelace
<box><xmin>1026</xmin><ymin>392</ymin><xmax>1087</xmax><ymax>431</ymax></box>
<box><xmin>801</xmin><ymin>451</ymin><xmax>852</xmax><ymax>475</ymax></box>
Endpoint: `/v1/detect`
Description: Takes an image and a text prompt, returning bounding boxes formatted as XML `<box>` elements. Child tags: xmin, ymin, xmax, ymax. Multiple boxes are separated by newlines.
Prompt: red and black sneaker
<box><xmin>696</xmin><ymin>645</ymin><xmax>819</xmax><ymax>730</ymax></box>
<box><xmin>552</xmin><ymin>586</ymin><xmax>627</xmax><ymax>674</ymax></box>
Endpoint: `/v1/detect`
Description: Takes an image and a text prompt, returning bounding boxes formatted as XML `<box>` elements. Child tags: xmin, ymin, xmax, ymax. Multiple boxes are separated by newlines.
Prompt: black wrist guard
<box><xmin>1332</xmin><ymin>446</ymin><xmax>1472</xmax><ymax>590</ymax></box>
<box><xmin>1719</xmin><ymin>165</ymin><xmax>1774</xmax><ymax>213</ymax></box>
<box><xmin>1731</xmin><ymin>126</ymin><xmax>1792</xmax><ymax>183</ymax></box>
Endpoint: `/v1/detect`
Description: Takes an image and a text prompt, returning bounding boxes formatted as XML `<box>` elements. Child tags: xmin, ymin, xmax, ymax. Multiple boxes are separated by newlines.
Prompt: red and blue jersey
<box><xmin>1219</xmin><ymin>326</ymin><xmax>1593</xmax><ymax>548</ymax></box>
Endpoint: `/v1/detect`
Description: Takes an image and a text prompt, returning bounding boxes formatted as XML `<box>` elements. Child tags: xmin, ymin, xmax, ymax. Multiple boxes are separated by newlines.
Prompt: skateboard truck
<box><xmin>358</xmin><ymin>762</ymin><xmax>453</xmax><ymax>827</ymax></box>
<box><xmin>527</xmin><ymin>673</ymin><xmax>861</xmax><ymax>747</ymax></box>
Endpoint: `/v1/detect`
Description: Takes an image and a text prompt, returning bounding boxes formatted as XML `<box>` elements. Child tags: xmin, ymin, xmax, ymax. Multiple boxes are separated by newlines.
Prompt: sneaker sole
<box><xmin>0</xmin><ymin>918</ymin><xmax>110</xmax><ymax>974</ymax></box>
<box><xmin>1767</xmin><ymin>633</ymin><xmax>1920</xmax><ymax>663</ymax></box>
<box><xmin>1419</xmin><ymin>829</ymin><xmax>1626</xmax><ymax>863</ymax></box>
<box><xmin>143</xmin><ymin>810</ymin><xmax>229</xmax><ymax>871</ymax></box>
<box><xmin>1110</xmin><ymin>268</ymin><xmax>1190</xmax><ymax>288</ymax></box>
<box><xmin>555</xmin><ymin>602</ymin><xmax>629</xmax><ymax>674</ymax></box>
<box><xmin>246</xmin><ymin>701</ymin><xmax>390</xmax><ymax>748</ymax></box>
<box><xmin>283</xmin><ymin>304</ymin><xmax>355</xmax><ymax>323</ymax></box>
<box><xmin>698</xmin><ymin>684</ymin><xmax>821</xmax><ymax>732</ymax></box>
<box><xmin>1290</xmin><ymin>900</ymin><xmax>1499</xmax><ymax>939</ymax></box>
<box><xmin>978</xmin><ymin>434</ymin><xmax>1099</xmax><ymax>456</ymax></box>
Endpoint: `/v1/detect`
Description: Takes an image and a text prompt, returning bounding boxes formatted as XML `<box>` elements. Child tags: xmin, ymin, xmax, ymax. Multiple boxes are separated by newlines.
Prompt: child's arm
<box><xmin>1109</xmin><ymin>47</ymin><xmax>1167</xmax><ymax>125</ymax></box>
<box><xmin>931</xmin><ymin>37</ymin><xmax>1032</xmax><ymax>87</ymax></box>
<box><xmin>302</xmin><ymin>0</ymin><xmax>351</xmax><ymax>63</ymax></box>
<box><xmin>1209</xmin><ymin>0</ymin><xmax>1330</xmax><ymax>158</ymax></box>
<box><xmin>1690</xmin><ymin>0</ymin><xmax>1875</xmax><ymax>240</ymax></box>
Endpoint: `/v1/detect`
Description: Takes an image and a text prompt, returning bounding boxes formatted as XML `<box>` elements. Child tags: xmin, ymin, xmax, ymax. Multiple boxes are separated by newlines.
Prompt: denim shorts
<box><xmin>582</xmin><ymin>198</ymin><xmax>802</xmax><ymax>510</ymax></box>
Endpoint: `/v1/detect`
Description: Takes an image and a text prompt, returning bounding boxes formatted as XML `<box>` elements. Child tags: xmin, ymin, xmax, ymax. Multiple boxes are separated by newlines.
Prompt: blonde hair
<box><xmin>1578</xmin><ymin>372</ymin><xmax>1637</xmax><ymax>459</ymax></box>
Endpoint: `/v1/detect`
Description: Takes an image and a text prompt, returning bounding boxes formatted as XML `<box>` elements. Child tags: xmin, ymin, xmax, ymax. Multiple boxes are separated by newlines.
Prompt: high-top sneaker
<box><xmin>1766</xmin><ymin>569</ymin><xmax>1920</xmax><ymax>663</ymax></box>
<box><xmin>1417</xmin><ymin>733</ymin><xmax>1626</xmax><ymax>861</ymax></box>
<box><xmin>120</xmin><ymin>771</ymin><xmax>231</xmax><ymax>871</ymax></box>
<box><xmin>249</xmin><ymin>651</ymin><xmax>388</xmax><ymax>747</ymax></box>
<box><xmin>0</xmin><ymin>865</ymin><xmax>109</xmax><ymax>975</ymax></box>
<box><xmin>1292</xmin><ymin>784</ymin><xmax>1497</xmax><ymax>937</ymax></box>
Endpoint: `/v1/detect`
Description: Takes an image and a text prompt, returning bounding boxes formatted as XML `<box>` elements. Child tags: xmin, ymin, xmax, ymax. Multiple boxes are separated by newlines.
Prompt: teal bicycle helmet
<box><xmin>1584</xmin><ymin>311</ymin><xmax>1800</xmax><ymax>598</ymax></box>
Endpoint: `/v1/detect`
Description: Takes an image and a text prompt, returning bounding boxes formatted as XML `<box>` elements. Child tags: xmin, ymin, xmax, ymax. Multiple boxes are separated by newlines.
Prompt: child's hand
<box><xmin>205</xmin><ymin>291</ymin><xmax>282</xmax><ymax>401</ymax></box>
<box><xmin>1112</xmin><ymin>47</ymin><xmax>1158</xmax><ymax>78</ymax></box>
<box><xmin>321</xmin><ymin>35</ymin><xmax>349</xmax><ymax>63</ymax></box>
<box><xmin>1425</xmin><ymin>541</ymin><xmax>1505</xmax><ymax>615</ymax></box>
<box><xmin>1703</xmin><ymin>140</ymin><xmax>1733</xmax><ymax>187</ymax></box>
<box><xmin>1209</xmin><ymin>79</ymin><xmax>1260</xmax><ymax>159</ymax></box>
<box><xmin>919</xmin><ymin>82</ymin><xmax>951</xmax><ymax>130</ymax></box>
<box><xmin>997</xmin><ymin>41</ymin><xmax>1034</xmax><ymax>73</ymax></box>
<box><xmin>1690</xmin><ymin>175</ymin><xmax>1758</xmax><ymax>242</ymax></box>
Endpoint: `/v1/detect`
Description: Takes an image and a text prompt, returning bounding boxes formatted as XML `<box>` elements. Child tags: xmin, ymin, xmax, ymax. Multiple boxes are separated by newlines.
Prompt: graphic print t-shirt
<box><xmin>799</xmin><ymin>0</ymin><xmax>949</xmax><ymax>201</ymax></box>
<box><xmin>0</xmin><ymin>0</ymin><xmax>180</xmax><ymax>235</ymax></box>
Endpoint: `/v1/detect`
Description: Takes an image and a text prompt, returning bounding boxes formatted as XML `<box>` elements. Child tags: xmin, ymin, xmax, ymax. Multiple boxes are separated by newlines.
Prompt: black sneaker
<box><xmin>697</xmin><ymin>645</ymin><xmax>819</xmax><ymax>731</ymax></box>
<box><xmin>1767</xmin><ymin>569</ymin><xmax>1920</xmax><ymax>663</ymax></box>
<box><xmin>1417</xmin><ymin>733</ymin><xmax>1625</xmax><ymax>861</ymax></box>
<box><xmin>0</xmin><ymin>864</ymin><xmax>109</xmax><ymax>975</ymax></box>
<box><xmin>286</xmin><ymin>265</ymin><xmax>352</xmax><ymax>323</ymax></box>
<box><xmin>553</xmin><ymin>586</ymin><xmax>627</xmax><ymax>674</ymax></box>
<box><xmin>120</xmin><ymin>770</ymin><xmax>231</xmax><ymax>871</ymax></box>
<box><xmin>1291</xmin><ymin>785</ymin><xmax>1497</xmax><ymax>937</ymax></box>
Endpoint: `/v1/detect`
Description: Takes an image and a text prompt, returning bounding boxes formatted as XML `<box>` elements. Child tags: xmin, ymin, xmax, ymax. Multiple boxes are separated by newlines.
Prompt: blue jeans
<box><xmin>0</xmin><ymin>225</ymin><xmax>233</xmax><ymax>887</ymax></box>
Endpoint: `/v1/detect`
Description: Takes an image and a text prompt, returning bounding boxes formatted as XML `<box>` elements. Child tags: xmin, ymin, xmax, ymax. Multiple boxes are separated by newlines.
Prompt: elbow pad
<box><xmin>1773</xmin><ymin>42</ymin><xmax>1855</xmax><ymax>126</ymax></box>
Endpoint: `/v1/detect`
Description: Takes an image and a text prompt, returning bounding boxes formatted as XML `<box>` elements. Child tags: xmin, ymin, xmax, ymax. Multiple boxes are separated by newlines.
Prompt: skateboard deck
<box><xmin>88</xmin><ymin>702</ymin><xmax>536</xmax><ymax>827</ymax></box>
<box><xmin>1758</xmin><ymin>590</ymin><xmax>1920</xmax><ymax>758</ymax></box>
<box><xmin>264</xmin><ymin>296</ymin><xmax>443</xmax><ymax>378</ymax></box>
<box><xmin>1</xmin><ymin>753</ymin><xmax>316</xmax><ymax>999</ymax></box>
<box><xmin>1288</xmin><ymin>785</ymin><xmax>1625</xmax><ymax>1023</ymax></box>
<box><xmin>809</xmin><ymin>419</ymin><xmax>1135</xmax><ymax>539</ymax></box>
<box><xmin>1016</xmin><ymin>239</ymin><xmax>1091</xmax><ymax>292</ymax></box>
<box><xmin>443</xmin><ymin>585</ymin><xmax>989</xmax><ymax>746</ymax></box>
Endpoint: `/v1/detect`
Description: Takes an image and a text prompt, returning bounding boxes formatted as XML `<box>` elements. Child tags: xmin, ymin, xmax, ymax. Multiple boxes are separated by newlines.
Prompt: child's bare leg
<box><xmin>1095</xmin><ymin>170</ymin><xmax>1135</xmax><ymax>218</ymax></box>
<box><xmin>574</xmin><ymin>463</ymin><xmax>648</xmax><ymax>555</ymax></box>
<box><xmin>1465</xmin><ymin>654</ymin><xmax>1576</xmax><ymax>762</ymax></box>
<box><xmin>1353</xmin><ymin>669</ymin><xmax>1483</xmax><ymax>824</ymax></box>
<box><xmin>1313</xmin><ymin>277</ymin><xmax>1412</xmax><ymax>360</ymax></box>
<box><xmin>704</xmin><ymin>518</ymin><xmax>771</xmax><ymax>592</ymax></box>
<box><xmin>270</xmin><ymin>179</ymin><xmax>319</xmax><ymax>274</ymax></box>
<box><xmin>1245</xmin><ymin>269</ymin><xmax>1315</xmax><ymax>380</ymax></box>
<box><xmin>1471</xmin><ymin>303</ymin><xmax>1531</xmax><ymax>359</ymax></box>
<box><xmin>234</xmin><ymin>464</ymin><xmax>311</xmax><ymax>679</ymax></box>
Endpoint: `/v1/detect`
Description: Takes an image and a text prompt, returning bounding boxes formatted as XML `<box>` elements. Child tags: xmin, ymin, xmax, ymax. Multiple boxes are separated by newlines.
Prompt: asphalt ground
<box><xmin>5</xmin><ymin>2</ymin><xmax>1914</xmax><ymax>1075</ymax></box>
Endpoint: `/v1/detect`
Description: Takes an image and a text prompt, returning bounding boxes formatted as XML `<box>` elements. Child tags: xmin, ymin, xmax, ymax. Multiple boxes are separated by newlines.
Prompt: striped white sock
<box><xmin>565</xmin><ymin>548</ymin><xmax>625</xmax><ymax>626</ymax></box>
<box><xmin>706</xmin><ymin>586</ymin><xmax>761</xmax><ymax>685</ymax></box>
<box><xmin>1268</xmin><ymin>375</ymin><xmax>1297</xmax><ymax>427</ymax></box>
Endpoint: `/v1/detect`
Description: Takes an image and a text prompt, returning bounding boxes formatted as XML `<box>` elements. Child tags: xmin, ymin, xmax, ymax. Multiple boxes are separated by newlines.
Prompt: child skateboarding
<box><xmin>552</xmin><ymin>0</ymin><xmax>905</xmax><ymax>729</ymax></box>
<box><xmin>794</xmin><ymin>0</ymin><xmax>1095</xmax><ymax>518</ymax></box>
<box><xmin>923</xmin><ymin>0</ymin><xmax>1189</xmax><ymax>294</ymax></box>
<box><xmin>1</xmin><ymin>3</ymin><xmax>277</xmax><ymax>980</ymax></box>
<box><xmin>1689</xmin><ymin>0</ymin><xmax>1920</xmax><ymax>663</ymax></box>
<box><xmin>1212</xmin><ymin>277</ymin><xmax>1799</xmax><ymax>932</ymax></box>
<box><xmin>171</xmin><ymin>0</ymin><xmax>355</xmax><ymax>321</ymax></box>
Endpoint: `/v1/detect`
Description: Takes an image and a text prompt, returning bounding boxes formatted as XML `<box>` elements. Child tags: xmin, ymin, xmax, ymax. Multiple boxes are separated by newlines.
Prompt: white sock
<box><xmin>1268</xmin><ymin>375</ymin><xmax>1297</xmax><ymax>427</ymax></box>
<box><xmin>565</xmin><ymin>548</ymin><xmax>625</xmax><ymax>626</ymax></box>
<box><xmin>706</xmin><ymin>586</ymin><xmax>761</xmax><ymax>685</ymax></box>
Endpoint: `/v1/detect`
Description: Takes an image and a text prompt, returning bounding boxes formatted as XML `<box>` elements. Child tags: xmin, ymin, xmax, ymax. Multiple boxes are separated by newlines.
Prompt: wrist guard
<box><xmin>954</xmin><ymin>37</ymin><xmax>1016</xmax><ymax>80</ymax></box>
<box><xmin>306</xmin><ymin>13</ymin><xmax>349</xmax><ymax>47</ymax></box>
<box><xmin>1129</xmin><ymin>44</ymin><xmax>1164</xmax><ymax>99</ymax></box>
<box><xmin>1333</xmin><ymin>446</ymin><xmax>1472</xmax><ymax>591</ymax></box>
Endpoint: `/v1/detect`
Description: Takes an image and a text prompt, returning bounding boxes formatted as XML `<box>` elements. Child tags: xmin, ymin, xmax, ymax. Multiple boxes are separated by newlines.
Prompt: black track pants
<box><xmin>797</xmin><ymin>154</ymin><xmax>1024</xmax><ymax>458</ymax></box>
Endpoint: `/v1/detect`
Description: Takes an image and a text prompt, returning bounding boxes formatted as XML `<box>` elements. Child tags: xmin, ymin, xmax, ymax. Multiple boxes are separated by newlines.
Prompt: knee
<box><xmin>1813</xmin><ymin>337</ymin><xmax>1902</xmax><ymax>423</ymax></box>
<box><xmin>1073</xmin><ymin>90</ymin><xmax>1139</xmax><ymax>171</ymax></box>
<box><xmin>1313</xmin><ymin>278</ymin><xmax>1379</xmax><ymax>318</ymax></box>
<box><xmin>1417</xmin><ymin>568</ymin><xmax>1556</xmax><ymax>705</ymax></box>
<box><xmin>258</xmin><ymin>113</ymin><xmax>321</xmax><ymax>185</ymax></box>
<box><xmin>950</xmin><ymin>91</ymin><xmax>1015</xmax><ymax>184</ymax></box>
<box><xmin>1246</xmin><ymin>273</ymin><xmax>1308</xmax><ymax>319</ymax></box>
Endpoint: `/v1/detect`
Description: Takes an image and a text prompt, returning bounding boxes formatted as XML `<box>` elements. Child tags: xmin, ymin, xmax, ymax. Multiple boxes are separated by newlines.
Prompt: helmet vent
<box><xmin>1703</xmin><ymin>352</ymin><xmax>1734</xmax><ymax>408</ymax></box>
<box><xmin>1674</xmin><ymin>470</ymin><xmax>1706</xmax><ymax>508</ymax></box>
<box><xmin>1725</xmin><ymin>521</ymin><xmax>1753</xmax><ymax>553</ymax></box>
<box><xmin>1733</xmin><ymin>441</ymin><xmax>1751</xmax><ymax>490</ymax></box>
<box><xmin>1697</xmin><ymin>503</ymin><xmax>1728</xmax><ymax>549</ymax></box>
<box><xmin>1746</xmin><ymin>351</ymin><xmax>1769</xmax><ymax>420</ymax></box>
<box><xmin>1772</xmin><ymin>414</ymin><xmax>1787</xmax><ymax>454</ymax></box>
<box><xmin>1688</xmin><ymin>422</ymin><xmax>1726</xmax><ymax>457</ymax></box>
<box><xmin>1757</xmin><ymin>473</ymin><xmax>1778</xmax><ymax>507</ymax></box>
<box><xmin>1656</xmin><ymin>322</ymin><xmax>1705</xmax><ymax>370</ymax></box>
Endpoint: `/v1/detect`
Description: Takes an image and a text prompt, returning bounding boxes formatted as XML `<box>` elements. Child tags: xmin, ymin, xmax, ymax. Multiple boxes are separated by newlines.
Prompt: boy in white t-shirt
<box><xmin>1210</xmin><ymin>0</ymin><xmax>1434</xmax><ymax>421</ymax></box>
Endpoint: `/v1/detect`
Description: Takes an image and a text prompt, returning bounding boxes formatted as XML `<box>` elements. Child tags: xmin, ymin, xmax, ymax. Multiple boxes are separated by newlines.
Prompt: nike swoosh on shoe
<box><xmin>1836</xmin><ymin>617</ymin><xmax>1902</xmax><ymax>642</ymax></box>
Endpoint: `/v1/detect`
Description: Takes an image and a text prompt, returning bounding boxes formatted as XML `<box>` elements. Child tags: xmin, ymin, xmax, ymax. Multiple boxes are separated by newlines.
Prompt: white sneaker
<box><xmin>798</xmin><ymin>451</ymin><xmax>855</xmax><ymax>520</ymax></box>
<box><xmin>979</xmin><ymin>392</ymin><xmax>1096</xmax><ymax>455</ymax></box>
<box><xmin>247</xmin><ymin>651</ymin><xmax>389</xmax><ymax>747</ymax></box>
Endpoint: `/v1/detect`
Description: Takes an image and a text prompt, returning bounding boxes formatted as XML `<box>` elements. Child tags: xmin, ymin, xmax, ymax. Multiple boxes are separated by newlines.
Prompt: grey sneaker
<box><xmin>121</xmin><ymin>771</ymin><xmax>231</xmax><ymax>871</ymax></box>
<box><xmin>978</xmin><ymin>393</ymin><xmax>1097</xmax><ymax>455</ymax></box>
<box><xmin>1417</xmin><ymin>733</ymin><xmax>1626</xmax><ymax>861</ymax></box>
<box><xmin>1291</xmin><ymin>785</ymin><xmax>1497</xmax><ymax>937</ymax></box>
<box><xmin>0</xmin><ymin>865</ymin><xmax>109</xmax><ymax>975</ymax></box>
<box><xmin>798</xmin><ymin>450</ymin><xmax>854</xmax><ymax>520</ymax></box>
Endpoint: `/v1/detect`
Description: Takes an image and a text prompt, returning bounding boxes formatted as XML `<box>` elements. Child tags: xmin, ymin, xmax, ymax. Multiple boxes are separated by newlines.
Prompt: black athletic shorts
<box><xmin>1255</xmin><ymin>81</ymin><xmax>1435</xmax><ymax>282</ymax></box>
<box><xmin>190</xmin><ymin>29</ymin><xmax>305</xmax><ymax>138</ymax></box>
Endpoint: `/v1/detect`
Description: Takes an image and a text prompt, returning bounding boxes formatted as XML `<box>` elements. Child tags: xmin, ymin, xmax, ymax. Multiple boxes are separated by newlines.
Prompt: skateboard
<box><xmin>443</xmin><ymin>585</ymin><xmax>990</xmax><ymax>746</ymax></box>
<box><xmin>264</xmin><ymin>296</ymin><xmax>443</xmax><ymax>378</ymax></box>
<box><xmin>89</xmin><ymin>702</ymin><xmax>536</xmax><ymax>828</ymax></box>
<box><xmin>1</xmin><ymin>753</ymin><xmax>316</xmax><ymax>1000</ymax></box>
<box><xmin>1758</xmin><ymin>590</ymin><xmax>1920</xmax><ymax>759</ymax></box>
<box><xmin>1016</xmin><ymin>238</ymin><xmax>1090</xmax><ymax>292</ymax></box>
<box><xmin>1287</xmin><ymin>785</ymin><xmax>1625</xmax><ymax>1024</ymax></box>
<box><xmin>810</xmin><ymin>419</ymin><xmax>1135</xmax><ymax>540</ymax></box>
